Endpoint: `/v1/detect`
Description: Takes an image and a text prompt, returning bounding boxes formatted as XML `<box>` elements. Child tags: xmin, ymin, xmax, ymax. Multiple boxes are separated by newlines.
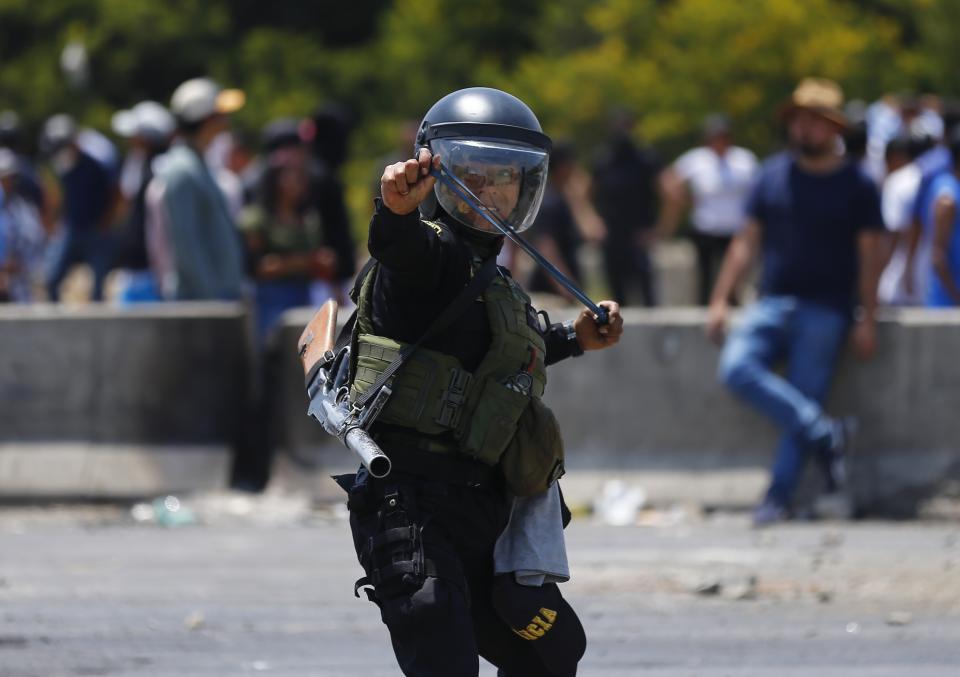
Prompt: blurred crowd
<box><xmin>3</xmin><ymin>75</ymin><xmax>958</xmax><ymax>509</ymax></box>
<box><xmin>0</xmin><ymin>77</ymin><xmax>357</xmax><ymax>347</ymax></box>
<box><xmin>3</xmin><ymin>76</ymin><xmax>960</xmax><ymax>334</ymax></box>
<box><xmin>529</xmin><ymin>89</ymin><xmax>960</xmax><ymax>312</ymax></box>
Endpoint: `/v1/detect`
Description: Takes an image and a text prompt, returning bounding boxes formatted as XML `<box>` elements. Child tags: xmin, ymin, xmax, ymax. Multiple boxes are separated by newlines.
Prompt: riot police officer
<box><xmin>343</xmin><ymin>87</ymin><xmax>623</xmax><ymax>676</ymax></box>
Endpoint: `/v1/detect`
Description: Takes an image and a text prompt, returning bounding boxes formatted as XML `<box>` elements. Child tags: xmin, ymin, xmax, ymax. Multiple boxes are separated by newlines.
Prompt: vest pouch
<box><xmin>351</xmin><ymin>334</ymin><xmax>461</xmax><ymax>437</ymax></box>
<box><xmin>498</xmin><ymin>397</ymin><xmax>565</xmax><ymax>497</ymax></box>
<box><xmin>457</xmin><ymin>377</ymin><xmax>530</xmax><ymax>466</ymax></box>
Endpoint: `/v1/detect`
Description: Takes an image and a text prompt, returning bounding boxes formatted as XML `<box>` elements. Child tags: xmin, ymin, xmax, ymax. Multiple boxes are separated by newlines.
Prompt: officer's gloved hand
<box><xmin>573</xmin><ymin>300</ymin><xmax>623</xmax><ymax>351</ymax></box>
<box><xmin>381</xmin><ymin>148</ymin><xmax>441</xmax><ymax>216</ymax></box>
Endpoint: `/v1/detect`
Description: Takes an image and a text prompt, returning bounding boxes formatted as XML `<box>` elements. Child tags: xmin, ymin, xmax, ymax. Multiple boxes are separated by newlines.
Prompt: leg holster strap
<box><xmin>369</xmin><ymin>525</ymin><xmax>416</xmax><ymax>551</ymax></box>
<box><xmin>354</xmin><ymin>576</ymin><xmax>377</xmax><ymax>605</ymax></box>
<box><xmin>370</xmin><ymin>558</ymin><xmax>439</xmax><ymax>586</ymax></box>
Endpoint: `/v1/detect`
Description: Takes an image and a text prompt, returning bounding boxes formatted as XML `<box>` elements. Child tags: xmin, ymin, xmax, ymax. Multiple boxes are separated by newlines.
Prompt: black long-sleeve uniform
<box><xmin>367</xmin><ymin>199</ymin><xmax>583</xmax><ymax>371</ymax></box>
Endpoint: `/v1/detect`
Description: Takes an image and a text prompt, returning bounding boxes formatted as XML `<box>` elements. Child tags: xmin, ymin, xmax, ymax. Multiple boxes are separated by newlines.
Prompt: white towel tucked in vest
<box><xmin>493</xmin><ymin>482</ymin><xmax>569</xmax><ymax>587</ymax></box>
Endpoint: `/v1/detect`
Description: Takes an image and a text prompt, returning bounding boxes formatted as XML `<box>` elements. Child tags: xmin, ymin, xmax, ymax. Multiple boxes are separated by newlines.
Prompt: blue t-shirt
<box><xmin>910</xmin><ymin>145</ymin><xmax>951</xmax><ymax>225</ymax></box>
<box><xmin>746</xmin><ymin>152</ymin><xmax>883</xmax><ymax>311</ymax></box>
<box><xmin>923</xmin><ymin>172</ymin><xmax>960</xmax><ymax>307</ymax></box>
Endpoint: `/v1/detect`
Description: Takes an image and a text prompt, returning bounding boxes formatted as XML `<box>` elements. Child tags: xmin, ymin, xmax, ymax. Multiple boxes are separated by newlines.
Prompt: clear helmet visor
<box><xmin>431</xmin><ymin>138</ymin><xmax>549</xmax><ymax>234</ymax></box>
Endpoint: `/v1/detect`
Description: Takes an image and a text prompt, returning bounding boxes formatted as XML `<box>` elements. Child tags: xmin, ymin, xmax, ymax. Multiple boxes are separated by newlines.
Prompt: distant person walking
<box><xmin>146</xmin><ymin>78</ymin><xmax>246</xmax><ymax>301</ymax></box>
<box><xmin>527</xmin><ymin>142</ymin><xmax>586</xmax><ymax>300</ymax></box>
<box><xmin>239</xmin><ymin>135</ymin><xmax>342</xmax><ymax>341</ymax></box>
<box><xmin>0</xmin><ymin>149</ymin><xmax>45</xmax><ymax>302</ymax></box>
<box><xmin>242</xmin><ymin>116</ymin><xmax>357</xmax><ymax>309</ymax></box>
<box><xmin>592</xmin><ymin>109</ymin><xmax>663</xmax><ymax>306</ymax></box>
<box><xmin>41</xmin><ymin>114</ymin><xmax>119</xmax><ymax>302</ymax></box>
<box><xmin>111</xmin><ymin>101</ymin><xmax>175</xmax><ymax>303</ymax></box>
<box><xmin>706</xmin><ymin>78</ymin><xmax>885</xmax><ymax>525</ymax></box>
<box><xmin>660</xmin><ymin>114</ymin><xmax>759</xmax><ymax>305</ymax></box>
<box><xmin>901</xmin><ymin>107</ymin><xmax>960</xmax><ymax>304</ymax></box>
<box><xmin>306</xmin><ymin>104</ymin><xmax>357</xmax><ymax>303</ymax></box>
<box><xmin>878</xmin><ymin>133</ymin><xmax>930</xmax><ymax>306</ymax></box>
<box><xmin>0</xmin><ymin>110</ymin><xmax>45</xmax><ymax>212</ymax></box>
<box><xmin>924</xmin><ymin>128</ymin><xmax>960</xmax><ymax>307</ymax></box>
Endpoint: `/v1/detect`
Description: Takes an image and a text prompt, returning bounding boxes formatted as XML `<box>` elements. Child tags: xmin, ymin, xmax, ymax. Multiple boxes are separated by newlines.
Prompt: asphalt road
<box><xmin>1</xmin><ymin>498</ymin><xmax>958</xmax><ymax>676</ymax></box>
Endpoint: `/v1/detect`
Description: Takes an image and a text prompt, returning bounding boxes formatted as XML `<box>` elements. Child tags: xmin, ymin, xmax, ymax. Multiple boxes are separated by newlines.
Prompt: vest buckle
<box><xmin>435</xmin><ymin>368</ymin><xmax>472</xmax><ymax>429</ymax></box>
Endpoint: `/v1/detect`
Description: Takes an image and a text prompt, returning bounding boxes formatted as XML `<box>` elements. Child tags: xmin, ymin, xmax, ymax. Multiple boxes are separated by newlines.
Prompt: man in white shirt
<box><xmin>879</xmin><ymin>135</ymin><xmax>931</xmax><ymax>305</ymax></box>
<box><xmin>660</xmin><ymin>114</ymin><xmax>759</xmax><ymax>304</ymax></box>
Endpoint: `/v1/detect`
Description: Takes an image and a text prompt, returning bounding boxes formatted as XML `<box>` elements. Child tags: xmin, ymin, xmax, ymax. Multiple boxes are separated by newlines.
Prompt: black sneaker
<box><xmin>818</xmin><ymin>416</ymin><xmax>857</xmax><ymax>492</ymax></box>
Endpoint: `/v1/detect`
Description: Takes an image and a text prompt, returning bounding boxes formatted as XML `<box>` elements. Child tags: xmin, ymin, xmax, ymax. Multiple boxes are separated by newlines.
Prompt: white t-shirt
<box><xmin>673</xmin><ymin>146</ymin><xmax>758</xmax><ymax>236</ymax></box>
<box><xmin>119</xmin><ymin>149</ymin><xmax>147</xmax><ymax>200</ymax></box>
<box><xmin>879</xmin><ymin>162</ymin><xmax>928</xmax><ymax>305</ymax></box>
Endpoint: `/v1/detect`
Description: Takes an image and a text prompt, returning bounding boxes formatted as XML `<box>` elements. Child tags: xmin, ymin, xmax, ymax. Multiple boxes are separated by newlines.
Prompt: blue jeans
<box><xmin>254</xmin><ymin>280</ymin><xmax>312</xmax><ymax>345</ymax></box>
<box><xmin>46</xmin><ymin>228</ymin><xmax>115</xmax><ymax>302</ymax></box>
<box><xmin>718</xmin><ymin>296</ymin><xmax>851</xmax><ymax>506</ymax></box>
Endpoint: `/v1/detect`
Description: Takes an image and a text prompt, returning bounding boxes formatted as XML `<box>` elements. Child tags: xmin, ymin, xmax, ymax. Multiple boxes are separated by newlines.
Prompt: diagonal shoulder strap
<box><xmin>354</xmin><ymin>255</ymin><xmax>498</xmax><ymax>410</ymax></box>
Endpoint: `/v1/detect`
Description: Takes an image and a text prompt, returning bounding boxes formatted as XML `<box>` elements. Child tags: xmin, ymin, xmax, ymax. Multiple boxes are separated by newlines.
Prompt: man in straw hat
<box><xmin>706</xmin><ymin>77</ymin><xmax>886</xmax><ymax>525</ymax></box>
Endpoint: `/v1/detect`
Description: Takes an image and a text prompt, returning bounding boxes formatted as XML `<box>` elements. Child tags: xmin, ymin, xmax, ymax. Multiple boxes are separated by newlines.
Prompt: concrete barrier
<box><xmin>2</xmin><ymin>301</ymin><xmax>958</xmax><ymax>513</ymax></box>
<box><xmin>274</xmin><ymin>306</ymin><xmax>960</xmax><ymax>514</ymax></box>
<box><xmin>0</xmin><ymin>303</ymin><xmax>250</xmax><ymax>498</ymax></box>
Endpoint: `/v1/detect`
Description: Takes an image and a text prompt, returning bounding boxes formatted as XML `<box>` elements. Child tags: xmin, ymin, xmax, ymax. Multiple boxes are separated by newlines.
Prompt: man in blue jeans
<box><xmin>706</xmin><ymin>78</ymin><xmax>886</xmax><ymax>525</ymax></box>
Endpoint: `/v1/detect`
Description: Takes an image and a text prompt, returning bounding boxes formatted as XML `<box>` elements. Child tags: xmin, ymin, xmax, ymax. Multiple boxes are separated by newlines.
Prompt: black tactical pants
<box><xmin>691</xmin><ymin>231</ymin><xmax>735</xmax><ymax>306</ymax></box>
<box><xmin>345</xmin><ymin>470</ymin><xmax>586</xmax><ymax>677</ymax></box>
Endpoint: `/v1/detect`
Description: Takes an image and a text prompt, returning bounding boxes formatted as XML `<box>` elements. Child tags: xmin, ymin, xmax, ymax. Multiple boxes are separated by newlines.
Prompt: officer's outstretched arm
<box><xmin>573</xmin><ymin>301</ymin><xmax>623</xmax><ymax>351</ymax></box>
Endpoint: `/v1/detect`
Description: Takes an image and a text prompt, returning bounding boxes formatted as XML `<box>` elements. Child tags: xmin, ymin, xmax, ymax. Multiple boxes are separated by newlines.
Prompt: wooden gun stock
<box><xmin>298</xmin><ymin>299</ymin><xmax>339</xmax><ymax>377</ymax></box>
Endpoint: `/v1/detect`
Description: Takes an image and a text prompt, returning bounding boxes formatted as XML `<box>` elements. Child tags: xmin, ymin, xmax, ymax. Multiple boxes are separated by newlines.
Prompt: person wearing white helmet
<box><xmin>112</xmin><ymin>101</ymin><xmax>175</xmax><ymax>200</ymax></box>
<box><xmin>111</xmin><ymin>101</ymin><xmax>175</xmax><ymax>303</ymax></box>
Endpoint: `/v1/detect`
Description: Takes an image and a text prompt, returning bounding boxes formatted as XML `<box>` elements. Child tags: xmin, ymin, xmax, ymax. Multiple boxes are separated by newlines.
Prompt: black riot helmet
<box><xmin>416</xmin><ymin>87</ymin><xmax>552</xmax><ymax>234</ymax></box>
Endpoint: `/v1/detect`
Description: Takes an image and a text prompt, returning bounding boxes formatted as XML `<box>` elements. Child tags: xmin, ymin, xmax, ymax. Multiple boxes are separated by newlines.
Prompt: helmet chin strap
<box><xmin>431</xmin><ymin>162</ymin><xmax>609</xmax><ymax>325</ymax></box>
<box><xmin>438</xmin><ymin>207</ymin><xmax>503</xmax><ymax>242</ymax></box>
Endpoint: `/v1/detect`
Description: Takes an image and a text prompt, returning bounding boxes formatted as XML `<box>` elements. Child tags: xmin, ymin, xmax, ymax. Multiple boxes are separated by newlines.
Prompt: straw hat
<box><xmin>780</xmin><ymin>77</ymin><xmax>848</xmax><ymax>129</ymax></box>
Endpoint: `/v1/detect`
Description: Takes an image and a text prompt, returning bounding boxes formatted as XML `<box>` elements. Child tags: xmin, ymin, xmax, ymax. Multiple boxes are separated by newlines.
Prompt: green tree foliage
<box><xmin>1</xmin><ymin>0</ymin><xmax>956</xmax><ymax>235</ymax></box>
<box><xmin>510</xmin><ymin>0</ymin><xmax>917</xmax><ymax>156</ymax></box>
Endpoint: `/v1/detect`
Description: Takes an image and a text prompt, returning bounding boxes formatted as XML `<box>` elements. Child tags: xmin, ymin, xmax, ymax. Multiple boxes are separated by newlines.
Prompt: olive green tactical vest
<box><xmin>349</xmin><ymin>233</ymin><xmax>547</xmax><ymax>466</ymax></box>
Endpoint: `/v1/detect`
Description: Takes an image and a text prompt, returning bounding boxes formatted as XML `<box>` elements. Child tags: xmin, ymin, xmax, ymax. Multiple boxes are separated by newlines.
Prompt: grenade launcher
<box><xmin>297</xmin><ymin>300</ymin><xmax>393</xmax><ymax>478</ymax></box>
